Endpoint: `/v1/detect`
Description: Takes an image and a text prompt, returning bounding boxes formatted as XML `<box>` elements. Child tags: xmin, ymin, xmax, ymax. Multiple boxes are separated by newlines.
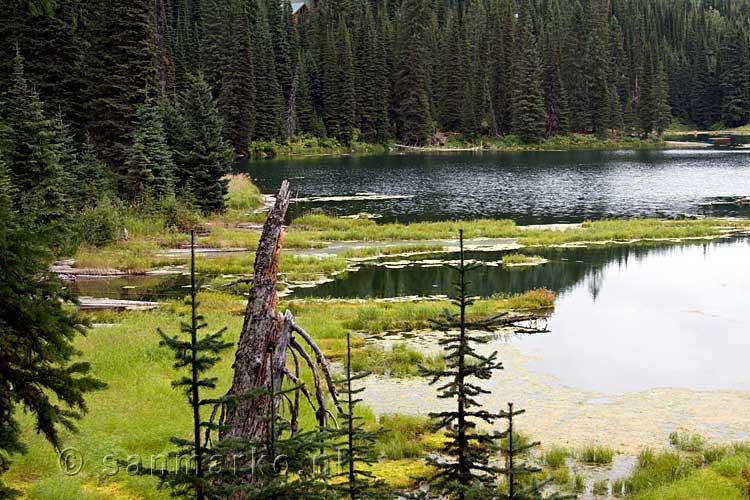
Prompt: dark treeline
<box><xmin>1</xmin><ymin>0</ymin><xmax>750</xmax><ymax>200</ymax></box>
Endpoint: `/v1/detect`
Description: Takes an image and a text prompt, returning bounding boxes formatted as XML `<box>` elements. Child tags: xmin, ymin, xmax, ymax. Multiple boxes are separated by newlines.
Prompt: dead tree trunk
<box><xmin>221</xmin><ymin>180</ymin><xmax>339</xmax><ymax>448</ymax></box>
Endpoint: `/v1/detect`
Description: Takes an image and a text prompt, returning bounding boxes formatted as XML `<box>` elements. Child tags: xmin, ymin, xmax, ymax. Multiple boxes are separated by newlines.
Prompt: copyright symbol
<box><xmin>59</xmin><ymin>447</ymin><xmax>84</xmax><ymax>476</ymax></box>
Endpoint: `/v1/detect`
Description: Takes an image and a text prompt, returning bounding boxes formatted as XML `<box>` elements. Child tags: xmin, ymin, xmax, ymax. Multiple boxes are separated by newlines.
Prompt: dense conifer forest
<box><xmin>2</xmin><ymin>0</ymin><xmax>749</xmax><ymax>200</ymax></box>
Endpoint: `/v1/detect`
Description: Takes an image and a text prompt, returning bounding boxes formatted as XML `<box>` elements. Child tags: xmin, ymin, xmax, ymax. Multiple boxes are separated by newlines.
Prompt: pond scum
<box><xmin>11</xmin><ymin>176</ymin><xmax>750</xmax><ymax>499</ymax></box>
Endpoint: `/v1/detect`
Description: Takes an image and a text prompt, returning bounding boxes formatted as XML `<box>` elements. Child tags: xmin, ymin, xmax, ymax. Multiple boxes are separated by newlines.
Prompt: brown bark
<box><xmin>221</xmin><ymin>181</ymin><xmax>292</xmax><ymax>443</ymax></box>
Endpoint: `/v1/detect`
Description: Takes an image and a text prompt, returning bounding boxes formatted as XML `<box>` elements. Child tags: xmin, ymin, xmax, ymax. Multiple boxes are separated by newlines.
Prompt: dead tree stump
<box><xmin>221</xmin><ymin>180</ymin><xmax>339</xmax><ymax>448</ymax></box>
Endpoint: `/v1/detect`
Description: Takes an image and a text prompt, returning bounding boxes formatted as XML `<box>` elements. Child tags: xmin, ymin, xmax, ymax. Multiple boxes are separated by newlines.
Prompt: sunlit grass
<box><xmin>225</xmin><ymin>174</ymin><xmax>263</xmax><ymax>211</ymax></box>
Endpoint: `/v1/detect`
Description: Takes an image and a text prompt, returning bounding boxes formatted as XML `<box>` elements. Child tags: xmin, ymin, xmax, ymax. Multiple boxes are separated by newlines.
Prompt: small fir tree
<box><xmin>497</xmin><ymin>403</ymin><xmax>575</xmax><ymax>500</ymax></box>
<box><xmin>331</xmin><ymin>332</ymin><xmax>389</xmax><ymax>500</ymax></box>
<box><xmin>147</xmin><ymin>231</ymin><xmax>234</xmax><ymax>499</ymax></box>
<box><xmin>420</xmin><ymin>230</ymin><xmax>506</xmax><ymax>500</ymax></box>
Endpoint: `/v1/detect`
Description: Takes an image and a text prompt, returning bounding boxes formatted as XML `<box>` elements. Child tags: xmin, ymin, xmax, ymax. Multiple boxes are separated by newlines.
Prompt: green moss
<box><xmin>375</xmin><ymin>414</ymin><xmax>439</xmax><ymax>459</ymax></box>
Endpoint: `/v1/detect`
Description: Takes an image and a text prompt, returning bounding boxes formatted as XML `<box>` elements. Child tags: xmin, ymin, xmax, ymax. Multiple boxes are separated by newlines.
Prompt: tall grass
<box><xmin>349</xmin><ymin>343</ymin><xmax>444</xmax><ymax>377</ymax></box>
<box><xmin>578</xmin><ymin>444</ymin><xmax>615</xmax><ymax>465</ymax></box>
<box><xmin>225</xmin><ymin>174</ymin><xmax>263</xmax><ymax>210</ymax></box>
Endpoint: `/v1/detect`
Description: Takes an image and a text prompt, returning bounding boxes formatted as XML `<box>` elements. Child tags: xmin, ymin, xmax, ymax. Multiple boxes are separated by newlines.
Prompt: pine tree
<box><xmin>392</xmin><ymin>0</ymin><xmax>431</xmax><ymax>145</ymax></box>
<box><xmin>511</xmin><ymin>10</ymin><xmax>547</xmax><ymax>143</ymax></box>
<box><xmin>0</xmin><ymin>161</ymin><xmax>105</xmax><ymax>499</ymax></box>
<box><xmin>178</xmin><ymin>73</ymin><xmax>233</xmax><ymax>213</ymax></box>
<box><xmin>124</xmin><ymin>99</ymin><xmax>176</xmax><ymax>201</ymax></box>
<box><xmin>420</xmin><ymin>230</ymin><xmax>506</xmax><ymax>500</ymax></box>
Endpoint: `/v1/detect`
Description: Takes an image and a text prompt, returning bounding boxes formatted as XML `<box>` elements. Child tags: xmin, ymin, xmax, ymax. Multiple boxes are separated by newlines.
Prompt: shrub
<box><xmin>225</xmin><ymin>174</ymin><xmax>263</xmax><ymax>210</ymax></box>
<box><xmin>669</xmin><ymin>431</ymin><xmax>706</xmax><ymax>453</ymax></box>
<box><xmin>78</xmin><ymin>196</ymin><xmax>124</xmax><ymax>247</ymax></box>
<box><xmin>159</xmin><ymin>196</ymin><xmax>199</xmax><ymax>231</ymax></box>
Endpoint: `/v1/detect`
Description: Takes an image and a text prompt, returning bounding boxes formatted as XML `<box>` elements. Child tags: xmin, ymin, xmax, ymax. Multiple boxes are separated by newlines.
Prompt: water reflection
<box><xmin>71</xmin><ymin>274</ymin><xmax>191</xmax><ymax>301</ymax></box>
<box><xmin>516</xmin><ymin>237</ymin><xmax>750</xmax><ymax>393</ymax></box>
<box><xmin>293</xmin><ymin>240</ymin><xmax>743</xmax><ymax>301</ymax></box>
<box><xmin>297</xmin><ymin>238</ymin><xmax>750</xmax><ymax>393</ymax></box>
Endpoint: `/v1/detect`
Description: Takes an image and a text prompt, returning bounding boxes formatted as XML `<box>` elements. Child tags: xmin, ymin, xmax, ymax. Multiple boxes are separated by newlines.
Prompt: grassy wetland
<box><xmin>17</xmin><ymin>173</ymin><xmax>750</xmax><ymax>499</ymax></box>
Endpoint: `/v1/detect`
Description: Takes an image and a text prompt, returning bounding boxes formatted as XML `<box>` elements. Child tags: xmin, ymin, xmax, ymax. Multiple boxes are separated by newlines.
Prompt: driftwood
<box><xmin>78</xmin><ymin>297</ymin><xmax>159</xmax><ymax>311</ymax></box>
<box><xmin>220</xmin><ymin>180</ymin><xmax>339</xmax><ymax>451</ymax></box>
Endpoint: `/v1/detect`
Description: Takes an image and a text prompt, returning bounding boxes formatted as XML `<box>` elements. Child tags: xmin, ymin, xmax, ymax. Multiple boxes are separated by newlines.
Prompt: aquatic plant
<box><xmin>578</xmin><ymin>444</ymin><xmax>615</xmax><ymax>465</ymax></box>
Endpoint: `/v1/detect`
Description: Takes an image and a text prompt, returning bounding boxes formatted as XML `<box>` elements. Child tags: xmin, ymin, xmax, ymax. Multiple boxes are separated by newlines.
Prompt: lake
<box><xmin>295</xmin><ymin>237</ymin><xmax>750</xmax><ymax>394</ymax></box>
<box><xmin>238</xmin><ymin>148</ymin><xmax>750</xmax><ymax>224</ymax></box>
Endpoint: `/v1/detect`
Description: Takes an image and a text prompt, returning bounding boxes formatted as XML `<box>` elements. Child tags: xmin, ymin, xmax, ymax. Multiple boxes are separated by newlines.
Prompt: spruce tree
<box><xmin>218</xmin><ymin>0</ymin><xmax>256</xmax><ymax>156</ymax></box>
<box><xmin>124</xmin><ymin>99</ymin><xmax>176</xmax><ymax>201</ymax></box>
<box><xmin>651</xmin><ymin>59</ymin><xmax>672</xmax><ymax>138</ymax></box>
<box><xmin>178</xmin><ymin>73</ymin><xmax>233</xmax><ymax>213</ymax></box>
<box><xmin>420</xmin><ymin>230</ymin><xmax>506</xmax><ymax>500</ymax></box>
<box><xmin>87</xmin><ymin>0</ymin><xmax>157</xmax><ymax>176</ymax></box>
<box><xmin>0</xmin><ymin>161</ymin><xmax>105</xmax><ymax>499</ymax></box>
<box><xmin>544</xmin><ymin>27</ymin><xmax>570</xmax><ymax>137</ymax></box>
<box><xmin>251</xmin><ymin>0</ymin><xmax>284</xmax><ymax>141</ymax></box>
<box><xmin>71</xmin><ymin>136</ymin><xmax>115</xmax><ymax>210</ymax></box>
<box><xmin>439</xmin><ymin>7</ymin><xmax>465</xmax><ymax>132</ymax></box>
<box><xmin>1</xmin><ymin>49</ymin><xmax>73</xmax><ymax>250</ymax></box>
<box><xmin>335</xmin><ymin>17</ymin><xmax>357</xmax><ymax>145</ymax></box>
<box><xmin>511</xmin><ymin>10</ymin><xmax>547</xmax><ymax>143</ymax></box>
<box><xmin>392</xmin><ymin>0</ymin><xmax>431</xmax><ymax>145</ymax></box>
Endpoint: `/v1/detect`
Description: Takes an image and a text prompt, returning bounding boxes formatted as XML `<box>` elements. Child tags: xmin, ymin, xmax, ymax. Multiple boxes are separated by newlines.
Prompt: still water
<box><xmin>298</xmin><ymin>238</ymin><xmax>750</xmax><ymax>393</ymax></box>
<box><xmin>238</xmin><ymin>148</ymin><xmax>750</xmax><ymax>224</ymax></box>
